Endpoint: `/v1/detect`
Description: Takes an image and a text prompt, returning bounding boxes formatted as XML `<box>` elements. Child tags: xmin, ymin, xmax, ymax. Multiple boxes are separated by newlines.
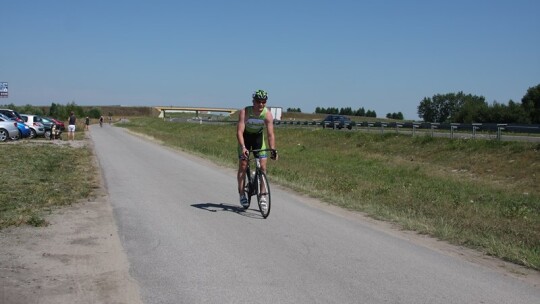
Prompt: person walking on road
<box><xmin>236</xmin><ymin>89</ymin><xmax>278</xmax><ymax>209</ymax></box>
<box><xmin>85</xmin><ymin>116</ymin><xmax>90</xmax><ymax>130</ymax></box>
<box><xmin>68</xmin><ymin>111</ymin><xmax>76</xmax><ymax>140</ymax></box>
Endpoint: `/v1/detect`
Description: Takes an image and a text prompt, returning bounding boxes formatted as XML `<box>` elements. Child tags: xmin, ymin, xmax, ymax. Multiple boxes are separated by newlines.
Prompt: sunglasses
<box><xmin>254</xmin><ymin>99</ymin><xmax>267</xmax><ymax>104</ymax></box>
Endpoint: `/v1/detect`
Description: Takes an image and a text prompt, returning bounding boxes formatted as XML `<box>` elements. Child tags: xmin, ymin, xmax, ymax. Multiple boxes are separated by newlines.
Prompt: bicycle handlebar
<box><xmin>248</xmin><ymin>148</ymin><xmax>276</xmax><ymax>153</ymax></box>
<box><xmin>245</xmin><ymin>148</ymin><xmax>278</xmax><ymax>161</ymax></box>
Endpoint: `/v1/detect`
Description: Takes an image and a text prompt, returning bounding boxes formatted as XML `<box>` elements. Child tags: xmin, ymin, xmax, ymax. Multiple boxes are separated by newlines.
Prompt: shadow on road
<box><xmin>191</xmin><ymin>202</ymin><xmax>263</xmax><ymax>219</ymax></box>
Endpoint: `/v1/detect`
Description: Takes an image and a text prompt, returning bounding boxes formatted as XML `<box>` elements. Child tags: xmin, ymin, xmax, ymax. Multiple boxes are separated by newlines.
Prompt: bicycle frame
<box><xmin>243</xmin><ymin>152</ymin><xmax>263</xmax><ymax>196</ymax></box>
<box><xmin>242</xmin><ymin>148</ymin><xmax>273</xmax><ymax>218</ymax></box>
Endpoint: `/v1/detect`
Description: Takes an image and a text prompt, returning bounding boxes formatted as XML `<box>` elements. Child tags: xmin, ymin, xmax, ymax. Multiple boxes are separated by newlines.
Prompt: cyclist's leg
<box><xmin>237</xmin><ymin>158</ymin><xmax>248</xmax><ymax>194</ymax></box>
<box><xmin>238</xmin><ymin>133</ymin><xmax>256</xmax><ymax>207</ymax></box>
<box><xmin>258</xmin><ymin>131</ymin><xmax>269</xmax><ymax>172</ymax></box>
<box><xmin>238</xmin><ymin>133</ymin><xmax>254</xmax><ymax>194</ymax></box>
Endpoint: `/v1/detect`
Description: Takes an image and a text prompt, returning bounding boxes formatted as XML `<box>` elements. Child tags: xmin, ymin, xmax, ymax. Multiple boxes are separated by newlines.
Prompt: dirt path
<box><xmin>0</xmin><ymin>137</ymin><xmax>143</xmax><ymax>304</ymax></box>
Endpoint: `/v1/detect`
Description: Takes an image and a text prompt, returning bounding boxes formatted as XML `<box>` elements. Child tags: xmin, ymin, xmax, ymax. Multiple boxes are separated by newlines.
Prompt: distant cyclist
<box><xmin>237</xmin><ymin>89</ymin><xmax>278</xmax><ymax>208</ymax></box>
<box><xmin>99</xmin><ymin>116</ymin><xmax>104</xmax><ymax>127</ymax></box>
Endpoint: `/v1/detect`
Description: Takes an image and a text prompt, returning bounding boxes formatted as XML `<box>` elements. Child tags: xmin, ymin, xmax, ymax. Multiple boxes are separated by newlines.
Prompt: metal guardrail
<box><xmin>175</xmin><ymin>118</ymin><xmax>540</xmax><ymax>142</ymax></box>
<box><xmin>272</xmin><ymin>120</ymin><xmax>540</xmax><ymax>142</ymax></box>
<box><xmin>275</xmin><ymin>120</ymin><xmax>540</xmax><ymax>132</ymax></box>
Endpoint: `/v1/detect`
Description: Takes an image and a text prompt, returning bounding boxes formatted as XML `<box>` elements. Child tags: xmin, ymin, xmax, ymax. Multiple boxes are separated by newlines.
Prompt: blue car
<box><xmin>0</xmin><ymin>113</ymin><xmax>30</xmax><ymax>139</ymax></box>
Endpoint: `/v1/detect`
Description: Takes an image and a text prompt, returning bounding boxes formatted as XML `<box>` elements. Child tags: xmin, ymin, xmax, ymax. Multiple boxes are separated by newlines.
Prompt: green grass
<box><xmin>119</xmin><ymin>117</ymin><xmax>540</xmax><ymax>270</ymax></box>
<box><xmin>0</xmin><ymin>141</ymin><xmax>97</xmax><ymax>228</ymax></box>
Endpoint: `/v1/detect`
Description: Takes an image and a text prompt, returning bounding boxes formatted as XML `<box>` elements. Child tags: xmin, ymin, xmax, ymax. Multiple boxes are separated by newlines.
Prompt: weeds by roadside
<box><xmin>0</xmin><ymin>140</ymin><xmax>97</xmax><ymax>228</ymax></box>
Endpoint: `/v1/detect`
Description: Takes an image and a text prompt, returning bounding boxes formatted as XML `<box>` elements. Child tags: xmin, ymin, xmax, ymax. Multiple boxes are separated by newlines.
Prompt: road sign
<box><xmin>0</xmin><ymin>82</ymin><xmax>8</xmax><ymax>98</ymax></box>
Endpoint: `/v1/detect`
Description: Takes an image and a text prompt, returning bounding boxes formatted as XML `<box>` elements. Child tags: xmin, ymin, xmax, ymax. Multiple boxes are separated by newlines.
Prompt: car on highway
<box><xmin>322</xmin><ymin>115</ymin><xmax>355</xmax><ymax>130</ymax></box>
<box><xmin>0</xmin><ymin>120</ymin><xmax>20</xmax><ymax>142</ymax></box>
<box><xmin>20</xmin><ymin>114</ymin><xmax>46</xmax><ymax>138</ymax></box>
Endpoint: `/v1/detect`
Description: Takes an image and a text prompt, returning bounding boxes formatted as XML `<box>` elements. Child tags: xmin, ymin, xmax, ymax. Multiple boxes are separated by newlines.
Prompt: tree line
<box><xmin>417</xmin><ymin>84</ymin><xmax>540</xmax><ymax>124</ymax></box>
<box><xmin>314</xmin><ymin>106</ymin><xmax>377</xmax><ymax>117</ymax></box>
<box><xmin>0</xmin><ymin>102</ymin><xmax>105</xmax><ymax>120</ymax></box>
<box><xmin>286</xmin><ymin>106</ymin><xmax>377</xmax><ymax>118</ymax></box>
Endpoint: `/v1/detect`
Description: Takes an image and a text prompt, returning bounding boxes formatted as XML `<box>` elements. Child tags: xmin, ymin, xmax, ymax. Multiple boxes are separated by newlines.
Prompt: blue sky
<box><xmin>1</xmin><ymin>0</ymin><xmax>539</xmax><ymax>120</ymax></box>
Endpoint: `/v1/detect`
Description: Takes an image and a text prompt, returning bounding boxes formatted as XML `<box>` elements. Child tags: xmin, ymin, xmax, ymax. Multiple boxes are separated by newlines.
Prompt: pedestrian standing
<box><xmin>68</xmin><ymin>112</ymin><xmax>76</xmax><ymax>140</ymax></box>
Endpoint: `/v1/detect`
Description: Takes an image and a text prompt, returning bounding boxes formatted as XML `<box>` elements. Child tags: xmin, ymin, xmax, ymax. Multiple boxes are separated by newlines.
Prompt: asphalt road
<box><xmin>91</xmin><ymin>125</ymin><xmax>540</xmax><ymax>304</ymax></box>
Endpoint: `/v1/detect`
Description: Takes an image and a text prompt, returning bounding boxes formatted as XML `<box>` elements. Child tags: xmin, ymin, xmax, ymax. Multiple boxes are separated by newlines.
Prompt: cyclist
<box><xmin>99</xmin><ymin>115</ymin><xmax>104</xmax><ymax>127</ymax></box>
<box><xmin>67</xmin><ymin>111</ymin><xmax>76</xmax><ymax>140</ymax></box>
<box><xmin>237</xmin><ymin>89</ymin><xmax>278</xmax><ymax>210</ymax></box>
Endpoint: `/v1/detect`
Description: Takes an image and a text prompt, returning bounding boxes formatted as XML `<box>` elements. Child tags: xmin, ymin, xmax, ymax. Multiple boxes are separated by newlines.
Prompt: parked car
<box><xmin>0</xmin><ymin>120</ymin><xmax>20</xmax><ymax>142</ymax></box>
<box><xmin>20</xmin><ymin>114</ymin><xmax>46</xmax><ymax>138</ymax></box>
<box><xmin>45</xmin><ymin>117</ymin><xmax>65</xmax><ymax>131</ymax></box>
<box><xmin>322</xmin><ymin>115</ymin><xmax>355</xmax><ymax>130</ymax></box>
<box><xmin>0</xmin><ymin>108</ymin><xmax>24</xmax><ymax>123</ymax></box>
<box><xmin>40</xmin><ymin>117</ymin><xmax>56</xmax><ymax>138</ymax></box>
<box><xmin>0</xmin><ymin>113</ymin><xmax>31</xmax><ymax>139</ymax></box>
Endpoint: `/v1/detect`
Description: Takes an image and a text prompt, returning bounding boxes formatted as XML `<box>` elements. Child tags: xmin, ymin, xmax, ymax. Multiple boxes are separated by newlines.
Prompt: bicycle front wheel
<box><xmin>256</xmin><ymin>171</ymin><xmax>271</xmax><ymax>218</ymax></box>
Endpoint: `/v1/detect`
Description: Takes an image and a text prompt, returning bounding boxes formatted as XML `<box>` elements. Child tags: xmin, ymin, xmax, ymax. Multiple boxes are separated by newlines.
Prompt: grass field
<box><xmin>0</xmin><ymin>140</ymin><xmax>97</xmax><ymax>228</ymax></box>
<box><xmin>118</xmin><ymin>117</ymin><xmax>540</xmax><ymax>270</ymax></box>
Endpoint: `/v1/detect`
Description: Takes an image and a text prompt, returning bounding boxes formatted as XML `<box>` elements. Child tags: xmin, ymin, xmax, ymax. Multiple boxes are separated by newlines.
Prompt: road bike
<box><xmin>242</xmin><ymin>149</ymin><xmax>274</xmax><ymax>218</ymax></box>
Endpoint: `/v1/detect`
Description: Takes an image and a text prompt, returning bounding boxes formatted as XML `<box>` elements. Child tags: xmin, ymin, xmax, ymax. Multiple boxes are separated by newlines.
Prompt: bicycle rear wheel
<box><xmin>242</xmin><ymin>172</ymin><xmax>251</xmax><ymax>209</ymax></box>
<box><xmin>256</xmin><ymin>171</ymin><xmax>271</xmax><ymax>218</ymax></box>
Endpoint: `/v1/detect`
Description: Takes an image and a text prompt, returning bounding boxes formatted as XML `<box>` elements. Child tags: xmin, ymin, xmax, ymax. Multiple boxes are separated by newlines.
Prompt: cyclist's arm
<box><xmin>265</xmin><ymin>110</ymin><xmax>275</xmax><ymax>150</ymax></box>
<box><xmin>236</xmin><ymin>108</ymin><xmax>247</xmax><ymax>148</ymax></box>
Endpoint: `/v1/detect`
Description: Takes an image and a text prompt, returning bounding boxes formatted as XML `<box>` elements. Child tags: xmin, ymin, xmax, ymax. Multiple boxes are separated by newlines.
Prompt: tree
<box><xmin>355</xmin><ymin>107</ymin><xmax>366</xmax><ymax>117</ymax></box>
<box><xmin>339</xmin><ymin>107</ymin><xmax>353</xmax><ymax>115</ymax></box>
<box><xmin>386</xmin><ymin>112</ymin><xmax>404</xmax><ymax>120</ymax></box>
<box><xmin>18</xmin><ymin>104</ymin><xmax>43</xmax><ymax>115</ymax></box>
<box><xmin>506</xmin><ymin>100</ymin><xmax>530</xmax><ymax>123</ymax></box>
<box><xmin>88</xmin><ymin>108</ymin><xmax>102</xmax><ymax>118</ymax></box>
<box><xmin>366</xmin><ymin>110</ymin><xmax>377</xmax><ymax>117</ymax></box>
<box><xmin>521</xmin><ymin>84</ymin><xmax>540</xmax><ymax>124</ymax></box>
<box><xmin>452</xmin><ymin>98</ymin><xmax>489</xmax><ymax>123</ymax></box>
<box><xmin>48</xmin><ymin>103</ymin><xmax>60</xmax><ymax>117</ymax></box>
<box><xmin>418</xmin><ymin>92</ymin><xmax>485</xmax><ymax>123</ymax></box>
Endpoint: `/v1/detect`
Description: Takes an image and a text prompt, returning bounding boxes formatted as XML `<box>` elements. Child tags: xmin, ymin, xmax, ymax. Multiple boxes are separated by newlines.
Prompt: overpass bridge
<box><xmin>155</xmin><ymin>106</ymin><xmax>239</xmax><ymax>118</ymax></box>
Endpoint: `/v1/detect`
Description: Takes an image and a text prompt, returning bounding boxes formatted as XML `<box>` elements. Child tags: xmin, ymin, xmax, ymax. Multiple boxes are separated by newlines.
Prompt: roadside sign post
<box><xmin>367</xmin><ymin>123</ymin><xmax>373</xmax><ymax>132</ymax></box>
<box><xmin>450</xmin><ymin>123</ymin><xmax>460</xmax><ymax>139</ymax></box>
<box><xmin>472</xmin><ymin>123</ymin><xmax>482</xmax><ymax>139</ymax></box>
<box><xmin>431</xmin><ymin>123</ymin><xmax>439</xmax><ymax>137</ymax></box>
<box><xmin>497</xmin><ymin>124</ymin><xmax>507</xmax><ymax>141</ymax></box>
<box><xmin>413</xmin><ymin>123</ymin><xmax>420</xmax><ymax>136</ymax></box>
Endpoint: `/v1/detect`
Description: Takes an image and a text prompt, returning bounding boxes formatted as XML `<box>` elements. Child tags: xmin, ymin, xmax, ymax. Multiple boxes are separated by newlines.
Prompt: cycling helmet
<box><xmin>252</xmin><ymin>89</ymin><xmax>268</xmax><ymax>100</ymax></box>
